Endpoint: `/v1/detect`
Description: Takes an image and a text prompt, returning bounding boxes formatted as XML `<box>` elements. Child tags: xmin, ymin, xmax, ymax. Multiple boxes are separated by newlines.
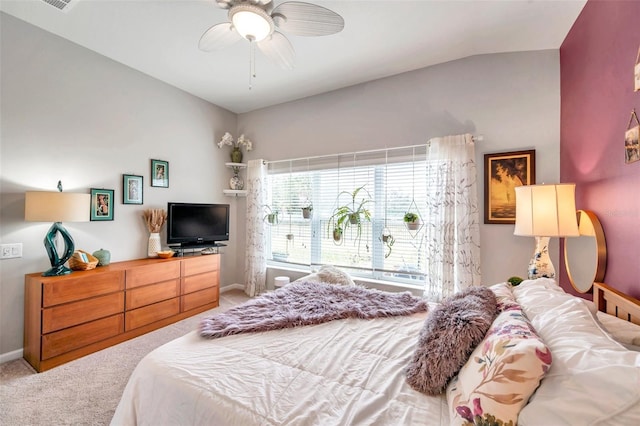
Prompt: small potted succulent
<box><xmin>263</xmin><ymin>206</ymin><xmax>279</xmax><ymax>225</ymax></box>
<box><xmin>403</xmin><ymin>212</ymin><xmax>421</xmax><ymax>231</ymax></box>
<box><xmin>301</xmin><ymin>204</ymin><xmax>313</xmax><ymax>219</ymax></box>
<box><xmin>332</xmin><ymin>226</ymin><xmax>343</xmax><ymax>242</ymax></box>
<box><xmin>381</xmin><ymin>228</ymin><xmax>395</xmax><ymax>258</ymax></box>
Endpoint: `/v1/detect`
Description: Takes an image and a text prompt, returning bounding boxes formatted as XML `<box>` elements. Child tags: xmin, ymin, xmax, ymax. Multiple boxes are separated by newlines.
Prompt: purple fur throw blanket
<box><xmin>200</xmin><ymin>281</ymin><xmax>428</xmax><ymax>339</ymax></box>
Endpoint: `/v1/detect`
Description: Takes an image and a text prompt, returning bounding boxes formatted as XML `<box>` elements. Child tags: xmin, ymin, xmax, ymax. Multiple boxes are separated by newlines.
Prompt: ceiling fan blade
<box><xmin>272</xmin><ymin>1</ymin><xmax>344</xmax><ymax>37</ymax></box>
<box><xmin>257</xmin><ymin>32</ymin><xmax>295</xmax><ymax>70</ymax></box>
<box><xmin>198</xmin><ymin>22</ymin><xmax>242</xmax><ymax>52</ymax></box>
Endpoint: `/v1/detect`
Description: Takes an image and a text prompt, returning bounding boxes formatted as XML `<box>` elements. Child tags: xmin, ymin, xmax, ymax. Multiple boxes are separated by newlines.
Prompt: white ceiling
<box><xmin>0</xmin><ymin>0</ymin><xmax>586</xmax><ymax>114</ymax></box>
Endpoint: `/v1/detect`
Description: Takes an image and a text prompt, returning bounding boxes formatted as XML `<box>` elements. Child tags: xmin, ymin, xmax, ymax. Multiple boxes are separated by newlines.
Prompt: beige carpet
<box><xmin>0</xmin><ymin>289</ymin><xmax>249</xmax><ymax>426</ymax></box>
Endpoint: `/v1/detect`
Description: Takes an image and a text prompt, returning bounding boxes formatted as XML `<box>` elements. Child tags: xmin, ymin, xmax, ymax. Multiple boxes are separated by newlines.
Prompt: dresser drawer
<box><xmin>43</xmin><ymin>292</ymin><xmax>124</xmax><ymax>333</ymax></box>
<box><xmin>42</xmin><ymin>271</ymin><xmax>124</xmax><ymax>307</ymax></box>
<box><xmin>125</xmin><ymin>298</ymin><xmax>180</xmax><ymax>331</ymax></box>
<box><xmin>182</xmin><ymin>271</ymin><xmax>218</xmax><ymax>294</ymax></box>
<box><xmin>126</xmin><ymin>261</ymin><xmax>180</xmax><ymax>289</ymax></box>
<box><xmin>42</xmin><ymin>314</ymin><xmax>124</xmax><ymax>360</ymax></box>
<box><xmin>182</xmin><ymin>286</ymin><xmax>219</xmax><ymax>312</ymax></box>
<box><xmin>182</xmin><ymin>255</ymin><xmax>219</xmax><ymax>276</ymax></box>
<box><xmin>126</xmin><ymin>279</ymin><xmax>180</xmax><ymax>310</ymax></box>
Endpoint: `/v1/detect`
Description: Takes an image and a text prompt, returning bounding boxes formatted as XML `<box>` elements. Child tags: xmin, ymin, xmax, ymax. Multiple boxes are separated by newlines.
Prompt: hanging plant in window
<box><xmin>379</xmin><ymin>151</ymin><xmax>394</xmax><ymax>258</ymax></box>
<box><xmin>404</xmin><ymin>147</ymin><xmax>424</xmax><ymax>236</ymax></box>
<box><xmin>332</xmin><ymin>226</ymin><xmax>343</xmax><ymax>243</ymax></box>
<box><xmin>263</xmin><ymin>205</ymin><xmax>279</xmax><ymax>225</ymax></box>
<box><xmin>301</xmin><ymin>203</ymin><xmax>313</xmax><ymax>219</ymax></box>
<box><xmin>381</xmin><ymin>227</ymin><xmax>395</xmax><ymax>258</ymax></box>
<box><xmin>403</xmin><ymin>212</ymin><xmax>421</xmax><ymax>230</ymax></box>
<box><xmin>327</xmin><ymin>185</ymin><xmax>373</xmax><ymax>249</ymax></box>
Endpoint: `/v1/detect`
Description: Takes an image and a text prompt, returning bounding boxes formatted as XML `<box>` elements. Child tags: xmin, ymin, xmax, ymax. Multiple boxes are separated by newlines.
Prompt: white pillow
<box><xmin>512</xmin><ymin>279</ymin><xmax>640</xmax><ymax>424</ymax></box>
<box><xmin>596</xmin><ymin>311</ymin><xmax>640</xmax><ymax>347</ymax></box>
<box><xmin>294</xmin><ymin>265</ymin><xmax>356</xmax><ymax>286</ymax></box>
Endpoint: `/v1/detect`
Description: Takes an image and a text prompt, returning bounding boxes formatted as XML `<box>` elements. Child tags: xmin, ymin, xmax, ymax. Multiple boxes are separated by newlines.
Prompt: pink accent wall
<box><xmin>559</xmin><ymin>0</ymin><xmax>640</xmax><ymax>299</ymax></box>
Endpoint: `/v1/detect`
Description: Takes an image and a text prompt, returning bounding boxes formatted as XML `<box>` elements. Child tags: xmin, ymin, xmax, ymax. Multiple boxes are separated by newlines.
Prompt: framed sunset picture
<box><xmin>484</xmin><ymin>150</ymin><xmax>536</xmax><ymax>224</ymax></box>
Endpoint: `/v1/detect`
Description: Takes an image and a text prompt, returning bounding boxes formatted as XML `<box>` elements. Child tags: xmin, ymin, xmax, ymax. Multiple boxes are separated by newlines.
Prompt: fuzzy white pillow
<box><xmin>295</xmin><ymin>265</ymin><xmax>356</xmax><ymax>286</ymax></box>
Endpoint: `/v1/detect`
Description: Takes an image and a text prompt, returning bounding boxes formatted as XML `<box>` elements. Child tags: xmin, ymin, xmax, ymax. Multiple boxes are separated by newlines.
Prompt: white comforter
<box><xmin>111</xmin><ymin>311</ymin><xmax>449</xmax><ymax>426</ymax></box>
<box><xmin>112</xmin><ymin>278</ymin><xmax>640</xmax><ymax>426</ymax></box>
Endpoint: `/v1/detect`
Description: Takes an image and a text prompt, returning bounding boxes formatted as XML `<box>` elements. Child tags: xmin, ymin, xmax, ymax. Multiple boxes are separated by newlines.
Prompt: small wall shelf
<box><xmin>225</xmin><ymin>162</ymin><xmax>246</xmax><ymax>169</ymax></box>
<box><xmin>223</xmin><ymin>189</ymin><xmax>247</xmax><ymax>197</ymax></box>
<box><xmin>223</xmin><ymin>162</ymin><xmax>247</xmax><ymax>196</ymax></box>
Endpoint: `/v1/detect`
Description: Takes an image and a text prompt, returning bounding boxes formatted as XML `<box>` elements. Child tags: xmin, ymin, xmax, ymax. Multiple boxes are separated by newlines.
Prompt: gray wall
<box><xmin>0</xmin><ymin>13</ymin><xmax>239</xmax><ymax>359</ymax></box>
<box><xmin>239</xmin><ymin>49</ymin><xmax>561</xmax><ymax>290</ymax></box>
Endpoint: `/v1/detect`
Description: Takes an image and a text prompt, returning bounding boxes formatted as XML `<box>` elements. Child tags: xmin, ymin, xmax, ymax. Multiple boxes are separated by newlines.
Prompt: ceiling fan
<box><xmin>198</xmin><ymin>0</ymin><xmax>345</xmax><ymax>71</ymax></box>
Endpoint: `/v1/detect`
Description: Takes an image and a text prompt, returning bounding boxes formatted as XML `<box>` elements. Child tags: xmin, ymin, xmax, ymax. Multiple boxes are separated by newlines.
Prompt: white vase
<box><xmin>148</xmin><ymin>233</ymin><xmax>161</xmax><ymax>257</ymax></box>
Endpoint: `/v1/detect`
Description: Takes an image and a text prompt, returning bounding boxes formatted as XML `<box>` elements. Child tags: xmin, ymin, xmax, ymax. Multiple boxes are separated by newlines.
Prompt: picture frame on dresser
<box><xmin>123</xmin><ymin>174</ymin><xmax>143</xmax><ymax>204</ymax></box>
<box><xmin>484</xmin><ymin>150</ymin><xmax>535</xmax><ymax>224</ymax></box>
<box><xmin>90</xmin><ymin>188</ymin><xmax>114</xmax><ymax>221</ymax></box>
<box><xmin>151</xmin><ymin>159</ymin><xmax>169</xmax><ymax>188</ymax></box>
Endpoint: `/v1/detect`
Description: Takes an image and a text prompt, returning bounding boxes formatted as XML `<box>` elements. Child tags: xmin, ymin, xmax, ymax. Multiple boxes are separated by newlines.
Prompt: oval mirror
<box><xmin>564</xmin><ymin>210</ymin><xmax>606</xmax><ymax>293</ymax></box>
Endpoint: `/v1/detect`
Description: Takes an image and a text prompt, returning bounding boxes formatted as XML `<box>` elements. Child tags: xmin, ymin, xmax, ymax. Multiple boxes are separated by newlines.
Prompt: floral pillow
<box><xmin>489</xmin><ymin>282</ymin><xmax>519</xmax><ymax>312</ymax></box>
<box><xmin>446</xmin><ymin>306</ymin><xmax>551</xmax><ymax>425</ymax></box>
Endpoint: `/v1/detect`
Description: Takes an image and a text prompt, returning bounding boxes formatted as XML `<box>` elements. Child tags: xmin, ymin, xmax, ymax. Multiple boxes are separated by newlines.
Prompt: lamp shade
<box><xmin>514</xmin><ymin>184</ymin><xmax>579</xmax><ymax>237</ymax></box>
<box><xmin>25</xmin><ymin>191</ymin><xmax>90</xmax><ymax>223</ymax></box>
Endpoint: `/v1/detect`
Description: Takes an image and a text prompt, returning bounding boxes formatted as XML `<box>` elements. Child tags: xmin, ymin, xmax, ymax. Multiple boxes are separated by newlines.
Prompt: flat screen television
<box><xmin>167</xmin><ymin>202</ymin><xmax>230</xmax><ymax>247</ymax></box>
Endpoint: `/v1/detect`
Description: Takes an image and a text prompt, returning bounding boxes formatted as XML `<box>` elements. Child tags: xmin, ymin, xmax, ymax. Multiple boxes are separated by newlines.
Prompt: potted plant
<box><xmin>381</xmin><ymin>228</ymin><xmax>395</xmax><ymax>258</ymax></box>
<box><xmin>263</xmin><ymin>206</ymin><xmax>279</xmax><ymax>225</ymax></box>
<box><xmin>301</xmin><ymin>204</ymin><xmax>313</xmax><ymax>219</ymax></box>
<box><xmin>403</xmin><ymin>212</ymin><xmax>421</xmax><ymax>231</ymax></box>
<box><xmin>332</xmin><ymin>226</ymin><xmax>343</xmax><ymax>242</ymax></box>
<box><xmin>327</xmin><ymin>185</ymin><xmax>373</xmax><ymax>248</ymax></box>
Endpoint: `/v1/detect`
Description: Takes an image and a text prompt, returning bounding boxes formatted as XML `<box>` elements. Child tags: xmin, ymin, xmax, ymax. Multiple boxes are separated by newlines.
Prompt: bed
<box><xmin>111</xmin><ymin>278</ymin><xmax>640</xmax><ymax>426</ymax></box>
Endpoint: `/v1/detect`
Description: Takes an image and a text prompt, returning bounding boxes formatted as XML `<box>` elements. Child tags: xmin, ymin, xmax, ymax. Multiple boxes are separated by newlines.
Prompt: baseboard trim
<box><xmin>0</xmin><ymin>348</ymin><xmax>23</xmax><ymax>364</ymax></box>
<box><xmin>220</xmin><ymin>283</ymin><xmax>244</xmax><ymax>293</ymax></box>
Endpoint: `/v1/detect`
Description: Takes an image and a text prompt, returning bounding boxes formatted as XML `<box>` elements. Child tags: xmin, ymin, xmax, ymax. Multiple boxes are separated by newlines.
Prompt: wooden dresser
<box><xmin>24</xmin><ymin>254</ymin><xmax>219</xmax><ymax>372</ymax></box>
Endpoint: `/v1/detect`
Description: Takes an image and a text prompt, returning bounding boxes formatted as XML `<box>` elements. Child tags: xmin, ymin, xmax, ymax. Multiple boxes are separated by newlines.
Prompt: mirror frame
<box><xmin>564</xmin><ymin>210</ymin><xmax>607</xmax><ymax>293</ymax></box>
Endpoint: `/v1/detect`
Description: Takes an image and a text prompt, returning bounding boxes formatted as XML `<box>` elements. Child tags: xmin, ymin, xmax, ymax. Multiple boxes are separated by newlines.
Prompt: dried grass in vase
<box><xmin>143</xmin><ymin>209</ymin><xmax>167</xmax><ymax>233</ymax></box>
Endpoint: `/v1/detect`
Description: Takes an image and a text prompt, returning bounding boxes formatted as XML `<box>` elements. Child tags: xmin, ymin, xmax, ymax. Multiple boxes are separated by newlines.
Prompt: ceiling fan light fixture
<box><xmin>230</xmin><ymin>4</ymin><xmax>274</xmax><ymax>42</ymax></box>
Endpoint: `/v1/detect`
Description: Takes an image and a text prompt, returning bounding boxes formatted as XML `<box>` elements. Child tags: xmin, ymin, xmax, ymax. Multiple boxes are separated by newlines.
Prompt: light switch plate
<box><xmin>1</xmin><ymin>243</ymin><xmax>23</xmax><ymax>259</ymax></box>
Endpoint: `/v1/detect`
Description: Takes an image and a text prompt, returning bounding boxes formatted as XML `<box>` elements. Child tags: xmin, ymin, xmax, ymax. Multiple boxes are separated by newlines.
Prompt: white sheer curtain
<box><xmin>244</xmin><ymin>159</ymin><xmax>267</xmax><ymax>296</ymax></box>
<box><xmin>423</xmin><ymin>134</ymin><xmax>481</xmax><ymax>301</ymax></box>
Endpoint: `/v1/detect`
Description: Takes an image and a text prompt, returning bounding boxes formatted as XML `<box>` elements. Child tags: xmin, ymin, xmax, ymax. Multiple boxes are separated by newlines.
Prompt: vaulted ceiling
<box><xmin>0</xmin><ymin>0</ymin><xmax>586</xmax><ymax>113</ymax></box>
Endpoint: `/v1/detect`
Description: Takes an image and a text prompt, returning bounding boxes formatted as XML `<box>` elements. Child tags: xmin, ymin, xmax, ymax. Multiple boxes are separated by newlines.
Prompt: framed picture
<box><xmin>151</xmin><ymin>159</ymin><xmax>169</xmax><ymax>188</ymax></box>
<box><xmin>625</xmin><ymin>125</ymin><xmax>640</xmax><ymax>164</ymax></box>
<box><xmin>484</xmin><ymin>150</ymin><xmax>536</xmax><ymax>224</ymax></box>
<box><xmin>634</xmin><ymin>47</ymin><xmax>640</xmax><ymax>92</ymax></box>
<box><xmin>123</xmin><ymin>174</ymin><xmax>143</xmax><ymax>204</ymax></box>
<box><xmin>90</xmin><ymin>188</ymin><xmax>114</xmax><ymax>221</ymax></box>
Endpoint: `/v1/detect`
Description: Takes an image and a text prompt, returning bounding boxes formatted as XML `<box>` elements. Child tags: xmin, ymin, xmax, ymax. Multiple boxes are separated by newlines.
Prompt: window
<box><xmin>266</xmin><ymin>146</ymin><xmax>429</xmax><ymax>287</ymax></box>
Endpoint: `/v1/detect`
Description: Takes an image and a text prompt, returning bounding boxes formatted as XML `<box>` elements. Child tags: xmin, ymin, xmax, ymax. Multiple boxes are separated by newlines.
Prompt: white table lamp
<box><xmin>514</xmin><ymin>183</ymin><xmax>580</xmax><ymax>279</ymax></box>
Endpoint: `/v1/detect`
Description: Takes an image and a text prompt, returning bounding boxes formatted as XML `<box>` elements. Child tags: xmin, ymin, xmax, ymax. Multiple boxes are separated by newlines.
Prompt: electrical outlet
<box><xmin>0</xmin><ymin>243</ymin><xmax>22</xmax><ymax>259</ymax></box>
